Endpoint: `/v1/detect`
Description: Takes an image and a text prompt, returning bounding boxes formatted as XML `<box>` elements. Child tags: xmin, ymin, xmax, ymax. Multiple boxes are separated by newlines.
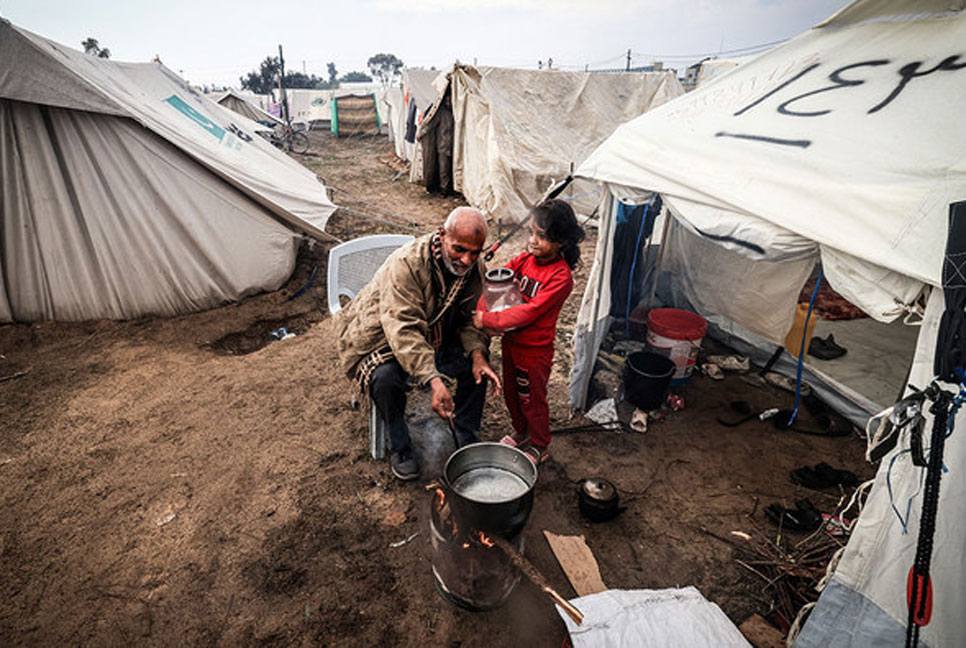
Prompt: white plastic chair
<box><xmin>327</xmin><ymin>234</ymin><xmax>415</xmax><ymax>459</ymax></box>
<box><xmin>327</xmin><ymin>234</ymin><xmax>414</xmax><ymax>316</ymax></box>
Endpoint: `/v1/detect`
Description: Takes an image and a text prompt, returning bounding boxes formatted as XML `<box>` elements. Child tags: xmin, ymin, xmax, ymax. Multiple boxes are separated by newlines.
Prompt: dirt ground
<box><xmin>0</xmin><ymin>131</ymin><xmax>874</xmax><ymax>646</ymax></box>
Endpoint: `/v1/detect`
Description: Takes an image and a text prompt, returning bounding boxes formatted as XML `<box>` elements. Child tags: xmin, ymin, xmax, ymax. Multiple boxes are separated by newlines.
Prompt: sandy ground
<box><xmin>0</xmin><ymin>131</ymin><xmax>874</xmax><ymax>646</ymax></box>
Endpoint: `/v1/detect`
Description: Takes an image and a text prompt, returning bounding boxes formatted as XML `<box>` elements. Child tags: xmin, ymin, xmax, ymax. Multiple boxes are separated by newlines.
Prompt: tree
<box><xmin>327</xmin><ymin>62</ymin><xmax>338</xmax><ymax>85</ymax></box>
<box><xmin>367</xmin><ymin>53</ymin><xmax>403</xmax><ymax>86</ymax></box>
<box><xmin>240</xmin><ymin>56</ymin><xmax>281</xmax><ymax>95</ymax></box>
<box><xmin>241</xmin><ymin>56</ymin><xmax>329</xmax><ymax>94</ymax></box>
<box><xmin>340</xmin><ymin>71</ymin><xmax>373</xmax><ymax>83</ymax></box>
<box><xmin>81</xmin><ymin>37</ymin><xmax>110</xmax><ymax>59</ymax></box>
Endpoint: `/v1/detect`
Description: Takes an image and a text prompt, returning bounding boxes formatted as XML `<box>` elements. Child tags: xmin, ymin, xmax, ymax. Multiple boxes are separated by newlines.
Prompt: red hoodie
<box><xmin>479</xmin><ymin>253</ymin><xmax>573</xmax><ymax>348</ymax></box>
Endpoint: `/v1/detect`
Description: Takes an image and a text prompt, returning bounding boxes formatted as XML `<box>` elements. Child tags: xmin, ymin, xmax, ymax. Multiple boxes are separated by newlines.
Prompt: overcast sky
<box><xmin>1</xmin><ymin>0</ymin><xmax>851</xmax><ymax>87</ymax></box>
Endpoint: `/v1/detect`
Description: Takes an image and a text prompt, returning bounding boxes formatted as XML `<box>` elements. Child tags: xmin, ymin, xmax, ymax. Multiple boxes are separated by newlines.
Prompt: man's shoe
<box><xmin>390</xmin><ymin>449</ymin><xmax>419</xmax><ymax>481</ymax></box>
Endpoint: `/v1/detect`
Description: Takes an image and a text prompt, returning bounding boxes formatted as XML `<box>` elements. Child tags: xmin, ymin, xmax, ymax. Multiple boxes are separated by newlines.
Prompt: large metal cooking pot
<box><xmin>443</xmin><ymin>442</ymin><xmax>537</xmax><ymax>537</ymax></box>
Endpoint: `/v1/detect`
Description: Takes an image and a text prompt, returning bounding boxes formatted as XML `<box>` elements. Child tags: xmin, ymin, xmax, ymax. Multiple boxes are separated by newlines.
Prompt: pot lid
<box><xmin>580</xmin><ymin>478</ymin><xmax>616</xmax><ymax>502</ymax></box>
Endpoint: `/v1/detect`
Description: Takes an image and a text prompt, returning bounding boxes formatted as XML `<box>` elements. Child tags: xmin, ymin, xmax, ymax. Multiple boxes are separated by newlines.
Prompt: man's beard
<box><xmin>442</xmin><ymin>253</ymin><xmax>471</xmax><ymax>276</ymax></box>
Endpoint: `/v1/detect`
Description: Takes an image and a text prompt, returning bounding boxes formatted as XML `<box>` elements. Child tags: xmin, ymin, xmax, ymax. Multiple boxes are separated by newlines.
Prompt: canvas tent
<box><xmin>284</xmin><ymin>88</ymin><xmax>331</xmax><ymax>129</ymax></box>
<box><xmin>415</xmin><ymin>64</ymin><xmax>684</xmax><ymax>225</ymax></box>
<box><xmin>570</xmin><ymin>1</ymin><xmax>966</xmax><ymax>646</ymax></box>
<box><xmin>384</xmin><ymin>68</ymin><xmax>443</xmax><ymax>162</ymax></box>
<box><xmin>213</xmin><ymin>88</ymin><xmax>281</xmax><ymax>127</ymax></box>
<box><xmin>0</xmin><ymin>20</ymin><xmax>337</xmax><ymax>322</ymax></box>
<box><xmin>284</xmin><ymin>86</ymin><xmax>392</xmax><ymax>132</ymax></box>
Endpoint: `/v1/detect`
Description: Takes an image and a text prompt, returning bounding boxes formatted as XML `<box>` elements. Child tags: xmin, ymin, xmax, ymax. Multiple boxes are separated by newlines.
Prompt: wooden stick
<box><xmin>490</xmin><ymin>534</ymin><xmax>584</xmax><ymax>625</ymax></box>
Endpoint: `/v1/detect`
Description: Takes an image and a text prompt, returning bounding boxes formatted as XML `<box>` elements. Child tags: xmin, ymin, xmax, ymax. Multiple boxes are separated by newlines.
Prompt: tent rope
<box><xmin>905</xmin><ymin>378</ymin><xmax>963</xmax><ymax>647</ymax></box>
<box><xmin>624</xmin><ymin>195</ymin><xmax>655</xmax><ymax>340</ymax></box>
<box><xmin>333</xmin><ymin>206</ymin><xmax>424</xmax><ymax>234</ymax></box>
<box><xmin>786</xmin><ymin>270</ymin><xmax>823</xmax><ymax>426</ymax></box>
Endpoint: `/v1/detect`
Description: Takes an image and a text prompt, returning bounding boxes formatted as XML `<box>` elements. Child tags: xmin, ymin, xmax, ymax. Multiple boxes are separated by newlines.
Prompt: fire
<box><xmin>435</xmin><ymin>488</ymin><xmax>446</xmax><ymax>511</ymax></box>
<box><xmin>477</xmin><ymin>531</ymin><xmax>495</xmax><ymax>548</ymax></box>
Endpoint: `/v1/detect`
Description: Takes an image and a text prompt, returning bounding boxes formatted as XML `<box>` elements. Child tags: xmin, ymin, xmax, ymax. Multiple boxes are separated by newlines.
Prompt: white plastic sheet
<box><xmin>559</xmin><ymin>587</ymin><xmax>750</xmax><ymax>648</ymax></box>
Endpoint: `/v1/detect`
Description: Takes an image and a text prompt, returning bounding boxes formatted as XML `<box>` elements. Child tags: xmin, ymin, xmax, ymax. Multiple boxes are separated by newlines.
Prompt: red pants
<box><xmin>501</xmin><ymin>342</ymin><xmax>553</xmax><ymax>449</ymax></box>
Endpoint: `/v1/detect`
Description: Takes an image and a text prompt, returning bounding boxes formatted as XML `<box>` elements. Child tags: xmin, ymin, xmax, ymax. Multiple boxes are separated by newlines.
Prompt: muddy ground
<box><xmin>0</xmin><ymin>131</ymin><xmax>873</xmax><ymax>646</ymax></box>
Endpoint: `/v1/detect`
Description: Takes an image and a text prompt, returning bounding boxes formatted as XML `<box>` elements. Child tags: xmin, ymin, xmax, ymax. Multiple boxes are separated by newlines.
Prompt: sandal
<box><xmin>521</xmin><ymin>445</ymin><xmax>549</xmax><ymax>467</ymax></box>
<box><xmin>499</xmin><ymin>434</ymin><xmax>527</xmax><ymax>448</ymax></box>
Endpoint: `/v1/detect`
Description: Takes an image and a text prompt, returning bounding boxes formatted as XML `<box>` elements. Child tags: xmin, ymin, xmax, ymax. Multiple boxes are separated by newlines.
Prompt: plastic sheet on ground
<box><xmin>558</xmin><ymin>587</ymin><xmax>750</xmax><ymax>648</ymax></box>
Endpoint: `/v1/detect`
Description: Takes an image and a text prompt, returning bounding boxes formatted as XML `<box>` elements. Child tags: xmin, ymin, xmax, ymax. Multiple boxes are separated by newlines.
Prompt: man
<box><xmin>334</xmin><ymin>207</ymin><xmax>501</xmax><ymax>480</ymax></box>
<box><xmin>418</xmin><ymin>89</ymin><xmax>454</xmax><ymax>197</ymax></box>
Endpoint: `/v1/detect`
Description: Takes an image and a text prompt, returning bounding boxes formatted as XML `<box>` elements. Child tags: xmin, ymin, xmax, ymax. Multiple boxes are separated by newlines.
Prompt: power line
<box><xmin>631</xmin><ymin>37</ymin><xmax>790</xmax><ymax>61</ymax></box>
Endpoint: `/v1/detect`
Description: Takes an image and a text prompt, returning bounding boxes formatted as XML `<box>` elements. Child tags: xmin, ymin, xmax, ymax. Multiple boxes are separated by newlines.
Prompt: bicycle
<box><xmin>269</xmin><ymin>123</ymin><xmax>309</xmax><ymax>155</ymax></box>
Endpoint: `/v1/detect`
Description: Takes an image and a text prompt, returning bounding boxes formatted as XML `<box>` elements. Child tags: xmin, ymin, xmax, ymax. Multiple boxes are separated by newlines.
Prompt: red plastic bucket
<box><xmin>645</xmin><ymin>308</ymin><xmax>708</xmax><ymax>383</ymax></box>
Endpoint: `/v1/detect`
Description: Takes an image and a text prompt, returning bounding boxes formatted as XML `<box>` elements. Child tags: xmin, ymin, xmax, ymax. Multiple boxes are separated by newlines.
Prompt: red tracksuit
<box><xmin>479</xmin><ymin>253</ymin><xmax>573</xmax><ymax>448</ymax></box>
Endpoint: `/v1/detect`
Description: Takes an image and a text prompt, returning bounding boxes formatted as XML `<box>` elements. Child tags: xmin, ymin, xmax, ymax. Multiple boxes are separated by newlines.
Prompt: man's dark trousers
<box><xmin>368</xmin><ymin>343</ymin><xmax>486</xmax><ymax>455</ymax></box>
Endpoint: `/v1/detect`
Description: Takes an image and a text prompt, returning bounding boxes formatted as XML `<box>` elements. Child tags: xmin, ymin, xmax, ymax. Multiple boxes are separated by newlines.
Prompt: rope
<box><xmin>334</xmin><ymin>206</ymin><xmax>425</xmax><ymax>234</ymax></box>
<box><xmin>786</xmin><ymin>601</ymin><xmax>817</xmax><ymax>648</ymax></box>
<box><xmin>286</xmin><ymin>265</ymin><xmax>318</xmax><ymax>301</ymax></box>
<box><xmin>327</xmin><ymin>182</ymin><xmax>419</xmax><ymax>228</ymax></box>
<box><xmin>624</xmin><ymin>195</ymin><xmax>654</xmax><ymax>340</ymax></box>
<box><xmin>787</xmin><ymin>270</ymin><xmax>823</xmax><ymax>426</ymax></box>
<box><xmin>905</xmin><ymin>383</ymin><xmax>961</xmax><ymax>647</ymax></box>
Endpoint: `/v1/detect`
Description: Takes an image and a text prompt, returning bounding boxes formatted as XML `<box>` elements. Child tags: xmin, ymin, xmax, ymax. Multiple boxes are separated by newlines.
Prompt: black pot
<box><xmin>443</xmin><ymin>442</ymin><xmax>537</xmax><ymax>537</ymax></box>
<box><xmin>577</xmin><ymin>478</ymin><xmax>625</xmax><ymax>522</ymax></box>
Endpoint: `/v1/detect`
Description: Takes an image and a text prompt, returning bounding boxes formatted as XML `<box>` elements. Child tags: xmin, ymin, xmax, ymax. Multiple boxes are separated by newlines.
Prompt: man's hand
<box><xmin>471</xmin><ymin>349</ymin><xmax>501</xmax><ymax>397</ymax></box>
<box><xmin>429</xmin><ymin>377</ymin><xmax>455</xmax><ymax>420</ymax></box>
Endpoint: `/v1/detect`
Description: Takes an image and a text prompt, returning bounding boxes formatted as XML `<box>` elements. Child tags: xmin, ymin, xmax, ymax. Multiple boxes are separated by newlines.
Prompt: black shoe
<box><xmin>390</xmin><ymin>449</ymin><xmax>419</xmax><ymax>481</ymax></box>
<box><xmin>808</xmin><ymin>334</ymin><xmax>847</xmax><ymax>360</ymax></box>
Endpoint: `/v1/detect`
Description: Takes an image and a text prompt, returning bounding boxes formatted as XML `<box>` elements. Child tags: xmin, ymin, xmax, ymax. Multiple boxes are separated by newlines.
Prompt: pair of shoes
<box><xmin>390</xmin><ymin>449</ymin><xmax>420</xmax><ymax>481</ymax></box>
<box><xmin>764</xmin><ymin>499</ymin><xmax>822</xmax><ymax>531</ymax></box>
<box><xmin>791</xmin><ymin>462</ymin><xmax>858</xmax><ymax>489</ymax></box>
<box><xmin>808</xmin><ymin>334</ymin><xmax>847</xmax><ymax>360</ymax></box>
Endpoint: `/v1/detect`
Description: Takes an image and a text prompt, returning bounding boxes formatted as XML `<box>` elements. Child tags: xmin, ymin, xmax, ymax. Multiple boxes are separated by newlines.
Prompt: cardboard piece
<box><xmin>738</xmin><ymin>613</ymin><xmax>785</xmax><ymax>648</ymax></box>
<box><xmin>543</xmin><ymin>531</ymin><xmax>607</xmax><ymax>597</ymax></box>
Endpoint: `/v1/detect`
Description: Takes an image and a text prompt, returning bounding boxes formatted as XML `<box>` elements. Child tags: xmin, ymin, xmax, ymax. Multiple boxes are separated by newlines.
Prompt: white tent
<box><xmin>284</xmin><ymin>86</ymin><xmax>392</xmax><ymax>132</ymax></box>
<box><xmin>284</xmin><ymin>88</ymin><xmax>332</xmax><ymax>129</ymax></box>
<box><xmin>0</xmin><ymin>20</ymin><xmax>337</xmax><ymax>322</ymax></box>
<box><xmin>385</xmin><ymin>68</ymin><xmax>442</xmax><ymax>162</ymax></box>
<box><xmin>417</xmin><ymin>65</ymin><xmax>684</xmax><ymax>224</ymax></box>
<box><xmin>571</xmin><ymin>1</ymin><xmax>966</xmax><ymax>646</ymax></box>
<box><xmin>212</xmin><ymin>88</ymin><xmax>281</xmax><ymax>127</ymax></box>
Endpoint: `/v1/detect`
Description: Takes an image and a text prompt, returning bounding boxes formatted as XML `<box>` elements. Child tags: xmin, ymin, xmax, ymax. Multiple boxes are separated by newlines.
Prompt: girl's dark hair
<box><xmin>531</xmin><ymin>198</ymin><xmax>585</xmax><ymax>269</ymax></box>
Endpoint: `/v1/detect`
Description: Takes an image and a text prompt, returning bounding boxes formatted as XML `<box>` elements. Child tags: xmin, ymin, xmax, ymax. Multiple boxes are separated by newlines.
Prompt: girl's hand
<box><xmin>473</xmin><ymin>310</ymin><xmax>500</xmax><ymax>336</ymax></box>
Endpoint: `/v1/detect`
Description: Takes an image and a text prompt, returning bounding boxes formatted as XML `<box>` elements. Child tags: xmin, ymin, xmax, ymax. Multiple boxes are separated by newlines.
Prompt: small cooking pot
<box><xmin>577</xmin><ymin>477</ymin><xmax>625</xmax><ymax>522</ymax></box>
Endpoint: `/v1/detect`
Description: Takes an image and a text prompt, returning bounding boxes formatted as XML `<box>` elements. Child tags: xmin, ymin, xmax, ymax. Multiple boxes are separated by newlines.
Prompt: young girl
<box><xmin>473</xmin><ymin>199</ymin><xmax>585</xmax><ymax>466</ymax></box>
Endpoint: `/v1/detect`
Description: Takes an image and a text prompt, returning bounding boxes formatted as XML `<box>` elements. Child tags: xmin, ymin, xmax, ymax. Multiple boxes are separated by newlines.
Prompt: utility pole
<box><xmin>278</xmin><ymin>44</ymin><xmax>290</xmax><ymax>125</ymax></box>
<box><xmin>626</xmin><ymin>49</ymin><xmax>631</xmax><ymax>71</ymax></box>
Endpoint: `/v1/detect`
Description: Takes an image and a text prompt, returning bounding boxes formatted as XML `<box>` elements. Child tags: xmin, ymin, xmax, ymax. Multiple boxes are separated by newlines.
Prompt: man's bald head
<box><xmin>444</xmin><ymin>207</ymin><xmax>487</xmax><ymax>240</ymax></box>
<box><xmin>440</xmin><ymin>207</ymin><xmax>487</xmax><ymax>276</ymax></box>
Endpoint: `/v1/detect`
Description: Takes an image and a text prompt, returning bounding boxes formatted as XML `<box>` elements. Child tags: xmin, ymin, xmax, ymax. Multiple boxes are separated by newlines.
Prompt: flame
<box><xmin>477</xmin><ymin>531</ymin><xmax>495</xmax><ymax>548</ymax></box>
<box><xmin>462</xmin><ymin>542</ymin><xmax>470</xmax><ymax>549</ymax></box>
<box><xmin>435</xmin><ymin>488</ymin><xmax>446</xmax><ymax>511</ymax></box>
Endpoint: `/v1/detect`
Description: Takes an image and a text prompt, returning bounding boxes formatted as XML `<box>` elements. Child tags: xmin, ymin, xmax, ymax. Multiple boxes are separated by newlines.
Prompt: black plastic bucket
<box><xmin>623</xmin><ymin>351</ymin><xmax>675</xmax><ymax>410</ymax></box>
